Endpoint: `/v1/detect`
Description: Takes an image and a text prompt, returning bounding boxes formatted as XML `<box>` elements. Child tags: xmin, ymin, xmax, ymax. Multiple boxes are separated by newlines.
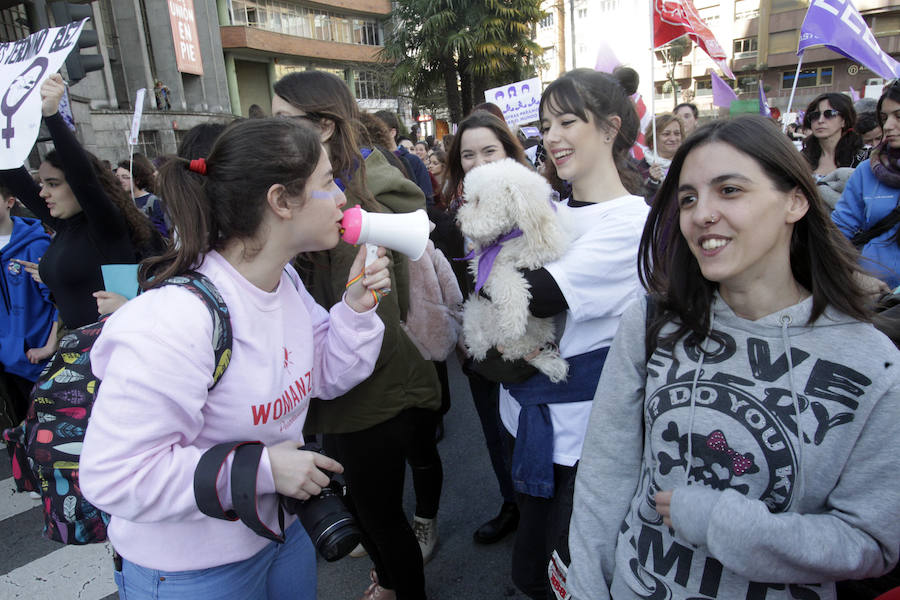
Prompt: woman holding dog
<box><xmin>494</xmin><ymin>69</ymin><xmax>650</xmax><ymax>600</ymax></box>
<box><xmin>272</xmin><ymin>70</ymin><xmax>442</xmax><ymax>600</ymax></box>
<box><xmin>566</xmin><ymin>114</ymin><xmax>900</xmax><ymax>600</ymax></box>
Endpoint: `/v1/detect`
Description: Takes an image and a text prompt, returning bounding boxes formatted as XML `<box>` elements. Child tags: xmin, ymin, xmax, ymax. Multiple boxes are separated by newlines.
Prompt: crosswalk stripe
<box><xmin>0</xmin><ymin>477</ymin><xmax>40</xmax><ymax>522</ymax></box>
<box><xmin>0</xmin><ymin>542</ymin><xmax>116</xmax><ymax>599</ymax></box>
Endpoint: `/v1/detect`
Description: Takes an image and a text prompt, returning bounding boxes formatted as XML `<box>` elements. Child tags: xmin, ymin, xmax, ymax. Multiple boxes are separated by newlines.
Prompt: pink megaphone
<box><xmin>340</xmin><ymin>206</ymin><xmax>429</xmax><ymax>261</ymax></box>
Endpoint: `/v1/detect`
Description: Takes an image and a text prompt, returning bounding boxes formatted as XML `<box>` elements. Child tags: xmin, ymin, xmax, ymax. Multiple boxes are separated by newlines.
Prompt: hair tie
<box><xmin>189</xmin><ymin>158</ymin><xmax>207</xmax><ymax>175</ymax></box>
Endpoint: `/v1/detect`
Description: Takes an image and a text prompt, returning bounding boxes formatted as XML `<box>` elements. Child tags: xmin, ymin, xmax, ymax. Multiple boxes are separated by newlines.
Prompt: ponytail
<box><xmin>138</xmin><ymin>117</ymin><xmax>323</xmax><ymax>290</ymax></box>
<box><xmin>139</xmin><ymin>157</ymin><xmax>211</xmax><ymax>289</ymax></box>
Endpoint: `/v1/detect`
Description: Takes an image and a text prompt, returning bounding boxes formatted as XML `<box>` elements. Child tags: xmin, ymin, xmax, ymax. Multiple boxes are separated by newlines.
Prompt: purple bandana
<box><xmin>459</xmin><ymin>229</ymin><xmax>524</xmax><ymax>293</ymax></box>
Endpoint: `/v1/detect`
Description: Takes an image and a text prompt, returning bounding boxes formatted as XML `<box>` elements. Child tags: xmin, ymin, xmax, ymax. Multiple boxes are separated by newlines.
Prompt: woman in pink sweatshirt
<box><xmin>81</xmin><ymin>118</ymin><xmax>390</xmax><ymax>599</ymax></box>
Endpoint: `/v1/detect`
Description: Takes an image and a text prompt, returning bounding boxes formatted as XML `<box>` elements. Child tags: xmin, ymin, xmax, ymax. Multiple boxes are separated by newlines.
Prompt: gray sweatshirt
<box><xmin>568</xmin><ymin>294</ymin><xmax>900</xmax><ymax>600</ymax></box>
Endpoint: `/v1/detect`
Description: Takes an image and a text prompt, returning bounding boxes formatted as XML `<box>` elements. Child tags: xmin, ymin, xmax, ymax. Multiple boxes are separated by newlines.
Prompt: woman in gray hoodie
<box><xmin>566</xmin><ymin>115</ymin><xmax>900</xmax><ymax>600</ymax></box>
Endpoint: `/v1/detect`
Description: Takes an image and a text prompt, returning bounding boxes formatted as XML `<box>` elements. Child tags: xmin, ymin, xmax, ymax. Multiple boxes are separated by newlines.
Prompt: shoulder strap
<box><xmin>161</xmin><ymin>271</ymin><xmax>233</xmax><ymax>389</ymax></box>
<box><xmin>645</xmin><ymin>294</ymin><xmax>659</xmax><ymax>364</ymax></box>
<box><xmin>850</xmin><ymin>197</ymin><xmax>900</xmax><ymax>248</ymax></box>
<box><xmin>193</xmin><ymin>441</ymin><xmax>287</xmax><ymax>543</ymax></box>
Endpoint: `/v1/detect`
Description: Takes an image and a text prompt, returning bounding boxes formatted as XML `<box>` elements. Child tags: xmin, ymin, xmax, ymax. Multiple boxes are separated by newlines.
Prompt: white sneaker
<box><xmin>349</xmin><ymin>542</ymin><xmax>368</xmax><ymax>558</ymax></box>
<box><xmin>412</xmin><ymin>516</ymin><xmax>437</xmax><ymax>564</ymax></box>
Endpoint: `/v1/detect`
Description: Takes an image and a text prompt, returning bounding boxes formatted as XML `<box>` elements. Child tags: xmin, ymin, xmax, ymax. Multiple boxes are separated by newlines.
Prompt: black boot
<box><xmin>473</xmin><ymin>502</ymin><xmax>519</xmax><ymax>544</ymax></box>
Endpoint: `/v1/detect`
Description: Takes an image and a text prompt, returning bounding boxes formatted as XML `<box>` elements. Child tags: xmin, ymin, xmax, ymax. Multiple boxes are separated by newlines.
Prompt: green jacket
<box><xmin>301</xmin><ymin>149</ymin><xmax>440</xmax><ymax>434</ymax></box>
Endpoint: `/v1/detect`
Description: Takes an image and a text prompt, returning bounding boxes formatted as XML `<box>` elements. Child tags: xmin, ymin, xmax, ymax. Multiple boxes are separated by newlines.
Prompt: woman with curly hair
<box><xmin>0</xmin><ymin>74</ymin><xmax>164</xmax><ymax>329</ymax></box>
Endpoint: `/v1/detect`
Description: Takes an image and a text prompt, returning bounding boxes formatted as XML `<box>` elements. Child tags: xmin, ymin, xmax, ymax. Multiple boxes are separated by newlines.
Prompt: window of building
<box><xmin>696</xmin><ymin>78</ymin><xmax>713</xmax><ymax>96</ymax></box>
<box><xmin>737</xmin><ymin>77</ymin><xmax>759</xmax><ymax>93</ymax></box>
<box><xmin>768</xmin><ymin>30</ymin><xmax>798</xmax><ymax>54</ymax></box>
<box><xmin>782</xmin><ymin>66</ymin><xmax>833</xmax><ymax>89</ymax></box>
<box><xmin>0</xmin><ymin>4</ymin><xmax>30</xmax><ymax>43</ymax></box>
<box><xmin>577</xmin><ymin>8</ymin><xmax>588</xmax><ymax>19</ymax></box>
<box><xmin>539</xmin><ymin>13</ymin><xmax>554</xmax><ymax>28</ymax></box>
<box><xmin>655</xmin><ymin>82</ymin><xmax>681</xmax><ymax>100</ymax></box>
<box><xmin>771</xmin><ymin>0</ymin><xmax>804</xmax><ymax>11</ymax></box>
<box><xmin>354</xmin><ymin>70</ymin><xmax>388</xmax><ymax>100</ymax></box>
<box><xmin>871</xmin><ymin>14</ymin><xmax>900</xmax><ymax>36</ymax></box>
<box><xmin>598</xmin><ymin>0</ymin><xmax>619</xmax><ymax>11</ymax></box>
<box><xmin>733</xmin><ymin>37</ymin><xmax>758</xmax><ymax>57</ymax></box>
<box><xmin>699</xmin><ymin>5</ymin><xmax>719</xmax><ymax>26</ymax></box>
<box><xmin>133</xmin><ymin>131</ymin><xmax>163</xmax><ymax>159</ymax></box>
<box><xmin>540</xmin><ymin>45</ymin><xmax>557</xmax><ymax>73</ymax></box>
<box><xmin>229</xmin><ymin>1</ymin><xmax>383</xmax><ymax>46</ymax></box>
<box><xmin>734</xmin><ymin>0</ymin><xmax>760</xmax><ymax>20</ymax></box>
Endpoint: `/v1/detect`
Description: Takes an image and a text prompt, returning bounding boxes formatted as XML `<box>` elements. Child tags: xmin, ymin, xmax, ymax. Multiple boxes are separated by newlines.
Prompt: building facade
<box><xmin>0</xmin><ymin>0</ymin><xmax>400</xmax><ymax>164</ymax></box>
<box><xmin>218</xmin><ymin>0</ymin><xmax>402</xmax><ymax>117</ymax></box>
<box><xmin>532</xmin><ymin>0</ymin><xmax>899</xmax><ymax>121</ymax></box>
<box><xmin>661</xmin><ymin>0</ymin><xmax>899</xmax><ymax>120</ymax></box>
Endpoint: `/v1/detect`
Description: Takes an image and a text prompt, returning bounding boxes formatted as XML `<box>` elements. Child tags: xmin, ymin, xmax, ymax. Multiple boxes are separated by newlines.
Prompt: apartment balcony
<box><xmin>318</xmin><ymin>0</ymin><xmax>391</xmax><ymax>15</ymax></box>
<box><xmin>221</xmin><ymin>26</ymin><xmax>383</xmax><ymax>63</ymax></box>
<box><xmin>654</xmin><ymin>62</ymin><xmax>692</xmax><ymax>82</ymax></box>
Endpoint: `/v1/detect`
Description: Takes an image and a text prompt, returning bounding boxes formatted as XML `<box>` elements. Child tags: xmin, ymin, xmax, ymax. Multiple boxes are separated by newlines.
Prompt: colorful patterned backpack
<box><xmin>2</xmin><ymin>272</ymin><xmax>232</xmax><ymax>544</ymax></box>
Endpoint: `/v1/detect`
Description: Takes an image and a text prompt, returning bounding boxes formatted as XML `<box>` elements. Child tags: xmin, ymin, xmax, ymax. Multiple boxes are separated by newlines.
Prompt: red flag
<box><xmin>654</xmin><ymin>0</ymin><xmax>735</xmax><ymax>79</ymax></box>
<box><xmin>631</xmin><ymin>93</ymin><xmax>650</xmax><ymax>161</ymax></box>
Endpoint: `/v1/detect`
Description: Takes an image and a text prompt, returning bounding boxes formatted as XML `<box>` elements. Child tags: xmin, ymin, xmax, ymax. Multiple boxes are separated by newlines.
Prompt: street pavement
<box><xmin>0</xmin><ymin>356</ymin><xmax>530</xmax><ymax>599</ymax></box>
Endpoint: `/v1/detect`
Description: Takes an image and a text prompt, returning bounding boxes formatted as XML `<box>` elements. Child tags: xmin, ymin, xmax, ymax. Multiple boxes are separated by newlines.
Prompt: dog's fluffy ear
<box><xmin>501</xmin><ymin>161</ymin><xmax>568</xmax><ymax>263</ymax></box>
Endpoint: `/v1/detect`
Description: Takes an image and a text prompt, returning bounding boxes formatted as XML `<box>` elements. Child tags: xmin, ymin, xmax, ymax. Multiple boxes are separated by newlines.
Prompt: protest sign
<box><xmin>168</xmin><ymin>0</ymin><xmax>203</xmax><ymax>75</ymax></box>
<box><xmin>129</xmin><ymin>88</ymin><xmax>147</xmax><ymax>146</ymax></box>
<box><xmin>483</xmin><ymin>78</ymin><xmax>541</xmax><ymax>127</ymax></box>
<box><xmin>0</xmin><ymin>18</ymin><xmax>87</xmax><ymax>169</ymax></box>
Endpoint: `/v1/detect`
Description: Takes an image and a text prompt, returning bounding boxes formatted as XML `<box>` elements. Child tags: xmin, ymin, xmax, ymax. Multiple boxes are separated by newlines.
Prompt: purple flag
<box><xmin>799</xmin><ymin>0</ymin><xmax>900</xmax><ymax>79</ymax></box>
<box><xmin>849</xmin><ymin>86</ymin><xmax>860</xmax><ymax>102</ymax></box>
<box><xmin>594</xmin><ymin>40</ymin><xmax>621</xmax><ymax>74</ymax></box>
<box><xmin>711</xmin><ymin>71</ymin><xmax>737</xmax><ymax>108</ymax></box>
<box><xmin>759</xmin><ymin>81</ymin><xmax>771</xmax><ymax>117</ymax></box>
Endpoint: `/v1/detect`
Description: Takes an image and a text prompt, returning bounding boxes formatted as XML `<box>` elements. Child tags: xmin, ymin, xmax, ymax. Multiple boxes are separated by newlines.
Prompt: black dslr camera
<box><xmin>281</xmin><ymin>444</ymin><xmax>361</xmax><ymax>562</ymax></box>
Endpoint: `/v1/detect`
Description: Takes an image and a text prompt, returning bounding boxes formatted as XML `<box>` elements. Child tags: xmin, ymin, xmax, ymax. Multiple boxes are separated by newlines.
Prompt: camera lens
<box><xmin>294</xmin><ymin>483</ymin><xmax>361</xmax><ymax>562</ymax></box>
<box><xmin>281</xmin><ymin>444</ymin><xmax>361</xmax><ymax>562</ymax></box>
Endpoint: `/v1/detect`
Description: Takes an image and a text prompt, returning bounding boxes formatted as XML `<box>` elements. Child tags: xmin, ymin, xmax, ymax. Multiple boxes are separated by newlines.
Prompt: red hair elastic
<box><xmin>189</xmin><ymin>158</ymin><xmax>207</xmax><ymax>175</ymax></box>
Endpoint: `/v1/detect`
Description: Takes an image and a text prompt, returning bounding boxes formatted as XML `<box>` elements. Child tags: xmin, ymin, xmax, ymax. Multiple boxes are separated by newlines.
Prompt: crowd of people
<box><xmin>1</xmin><ymin>64</ymin><xmax>899</xmax><ymax>600</ymax></box>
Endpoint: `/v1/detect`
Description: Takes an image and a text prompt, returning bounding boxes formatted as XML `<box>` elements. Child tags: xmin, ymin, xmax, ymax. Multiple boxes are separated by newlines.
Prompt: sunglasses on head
<box><xmin>809</xmin><ymin>109</ymin><xmax>841</xmax><ymax>121</ymax></box>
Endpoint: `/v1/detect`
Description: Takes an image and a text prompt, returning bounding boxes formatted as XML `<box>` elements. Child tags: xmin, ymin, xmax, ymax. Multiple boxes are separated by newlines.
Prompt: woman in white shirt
<box><xmin>500</xmin><ymin>68</ymin><xmax>650</xmax><ymax>600</ymax></box>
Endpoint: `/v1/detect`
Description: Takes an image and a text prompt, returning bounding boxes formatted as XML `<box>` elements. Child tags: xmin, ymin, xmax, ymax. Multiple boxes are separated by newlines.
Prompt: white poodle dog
<box><xmin>457</xmin><ymin>158</ymin><xmax>570</xmax><ymax>382</ymax></box>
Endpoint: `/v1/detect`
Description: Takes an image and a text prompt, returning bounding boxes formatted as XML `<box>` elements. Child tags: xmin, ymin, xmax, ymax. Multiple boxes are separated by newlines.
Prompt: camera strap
<box><xmin>194</xmin><ymin>441</ymin><xmax>252</xmax><ymax>522</ymax></box>
<box><xmin>193</xmin><ymin>441</ymin><xmax>286</xmax><ymax>543</ymax></box>
<box><xmin>231</xmin><ymin>442</ymin><xmax>286</xmax><ymax>544</ymax></box>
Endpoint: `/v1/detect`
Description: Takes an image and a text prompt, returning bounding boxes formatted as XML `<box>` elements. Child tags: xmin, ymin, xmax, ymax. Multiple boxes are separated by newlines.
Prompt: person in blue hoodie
<box><xmin>832</xmin><ymin>80</ymin><xmax>900</xmax><ymax>288</ymax></box>
<box><xmin>0</xmin><ymin>184</ymin><xmax>58</xmax><ymax>423</ymax></box>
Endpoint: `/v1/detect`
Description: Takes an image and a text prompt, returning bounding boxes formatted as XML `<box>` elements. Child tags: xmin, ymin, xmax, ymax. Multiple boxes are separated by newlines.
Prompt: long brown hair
<box><xmin>443</xmin><ymin>111</ymin><xmax>528</xmax><ymax>206</ymax></box>
<box><xmin>139</xmin><ymin>118</ymin><xmax>322</xmax><ymax>288</ymax></box>
<box><xmin>639</xmin><ymin>115</ymin><xmax>870</xmax><ymax>347</ymax></box>
<box><xmin>800</xmin><ymin>92</ymin><xmax>863</xmax><ymax>169</ymax></box>
<box><xmin>44</xmin><ymin>149</ymin><xmax>161</xmax><ymax>254</ymax></box>
<box><xmin>538</xmin><ymin>69</ymin><xmax>643</xmax><ymax>195</ymax></box>
<box><xmin>272</xmin><ymin>71</ymin><xmax>379</xmax><ymax>210</ymax></box>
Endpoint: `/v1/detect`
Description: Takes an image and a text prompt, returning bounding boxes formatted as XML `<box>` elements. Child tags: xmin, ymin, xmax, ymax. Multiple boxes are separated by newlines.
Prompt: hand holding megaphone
<box><xmin>344</xmin><ymin>245</ymin><xmax>391</xmax><ymax>313</ymax></box>
<box><xmin>340</xmin><ymin>206</ymin><xmax>430</xmax><ymax>266</ymax></box>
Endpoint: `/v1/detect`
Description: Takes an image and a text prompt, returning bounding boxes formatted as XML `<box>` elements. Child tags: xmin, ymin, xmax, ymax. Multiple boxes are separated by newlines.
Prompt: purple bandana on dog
<box><xmin>459</xmin><ymin>228</ymin><xmax>524</xmax><ymax>294</ymax></box>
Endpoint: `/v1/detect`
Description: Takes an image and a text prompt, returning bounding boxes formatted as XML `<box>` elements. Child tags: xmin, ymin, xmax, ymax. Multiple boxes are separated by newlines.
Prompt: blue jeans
<box><xmin>114</xmin><ymin>520</ymin><xmax>316</xmax><ymax>600</ymax></box>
